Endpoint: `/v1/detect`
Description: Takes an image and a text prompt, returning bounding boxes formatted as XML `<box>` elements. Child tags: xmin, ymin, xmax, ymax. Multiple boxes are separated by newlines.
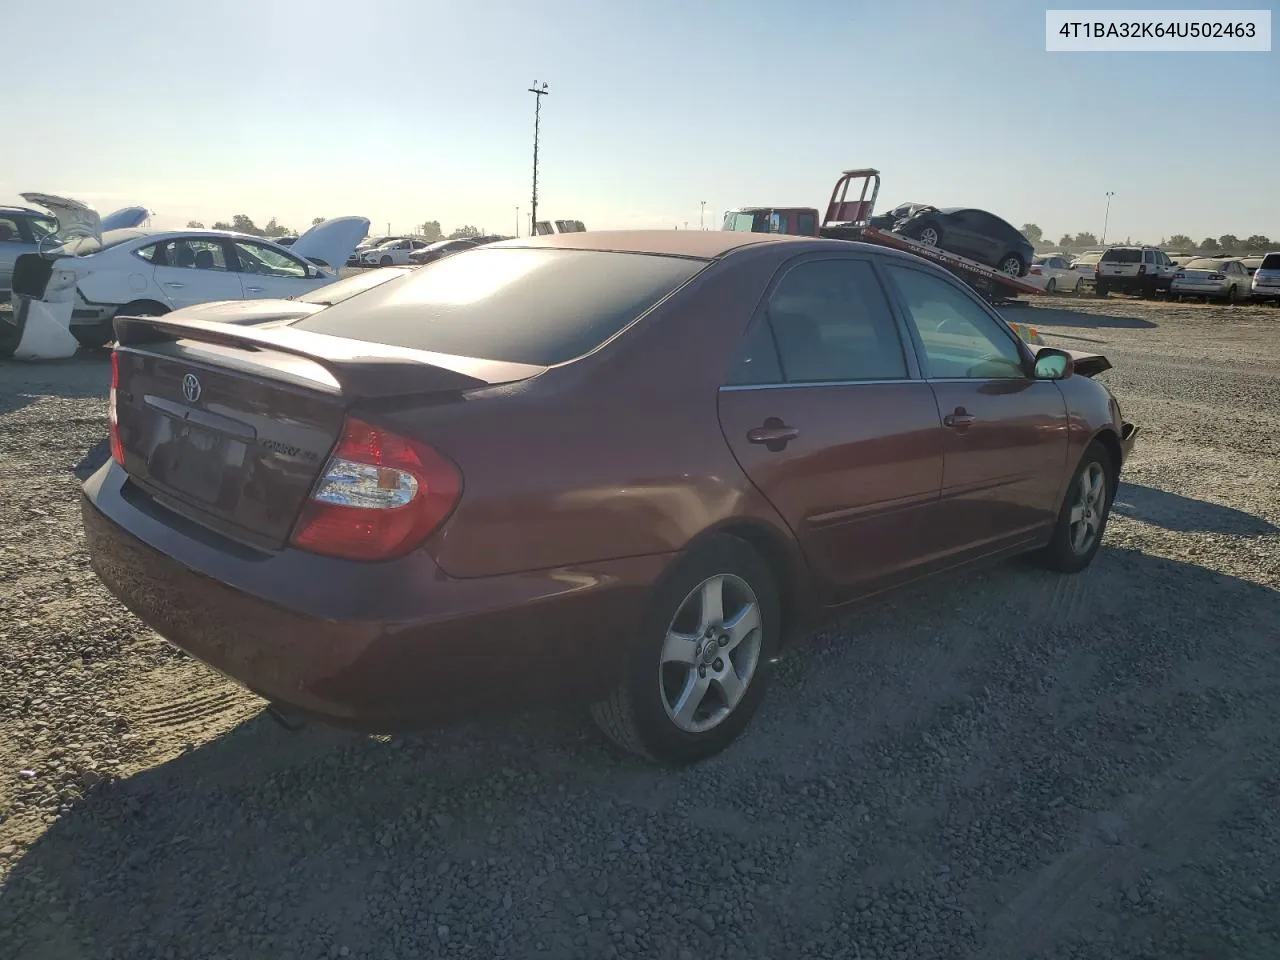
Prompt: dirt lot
<box><xmin>1</xmin><ymin>297</ymin><xmax>1277</xmax><ymax>959</ymax></box>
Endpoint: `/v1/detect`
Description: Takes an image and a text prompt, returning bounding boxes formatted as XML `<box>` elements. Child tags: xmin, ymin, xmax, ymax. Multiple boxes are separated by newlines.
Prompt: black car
<box><xmin>890</xmin><ymin>206</ymin><xmax>1034</xmax><ymax>277</ymax></box>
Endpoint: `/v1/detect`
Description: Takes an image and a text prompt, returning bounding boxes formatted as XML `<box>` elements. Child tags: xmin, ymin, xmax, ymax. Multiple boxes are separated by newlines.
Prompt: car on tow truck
<box><xmin>83</xmin><ymin>229</ymin><xmax>1136</xmax><ymax>765</ymax></box>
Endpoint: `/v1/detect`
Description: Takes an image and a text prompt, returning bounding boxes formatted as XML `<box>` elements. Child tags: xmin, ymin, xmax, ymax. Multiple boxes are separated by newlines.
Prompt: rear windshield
<box><xmin>1261</xmin><ymin>253</ymin><xmax>1280</xmax><ymax>270</ymax></box>
<box><xmin>1184</xmin><ymin>258</ymin><xmax>1220</xmax><ymax>270</ymax></box>
<box><xmin>1073</xmin><ymin>252</ymin><xmax>1102</xmax><ymax>265</ymax></box>
<box><xmin>1102</xmin><ymin>249</ymin><xmax>1141</xmax><ymax>263</ymax></box>
<box><xmin>292</xmin><ymin>247</ymin><xmax>707</xmax><ymax>365</ymax></box>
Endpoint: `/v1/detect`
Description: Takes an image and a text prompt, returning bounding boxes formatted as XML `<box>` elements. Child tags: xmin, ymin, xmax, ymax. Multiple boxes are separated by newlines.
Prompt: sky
<box><xmin>2</xmin><ymin>0</ymin><xmax>1276</xmax><ymax>243</ymax></box>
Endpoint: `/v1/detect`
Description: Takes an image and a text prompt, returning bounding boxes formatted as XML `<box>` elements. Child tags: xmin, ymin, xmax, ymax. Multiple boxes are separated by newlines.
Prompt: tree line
<box><xmin>184</xmin><ymin>215</ymin><xmax>484</xmax><ymax>242</ymax></box>
<box><xmin>1021</xmin><ymin>223</ymin><xmax>1274</xmax><ymax>254</ymax></box>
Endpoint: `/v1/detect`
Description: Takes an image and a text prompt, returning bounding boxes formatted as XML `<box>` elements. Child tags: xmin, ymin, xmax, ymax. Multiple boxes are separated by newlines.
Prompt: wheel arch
<box><xmin>667</xmin><ymin>517</ymin><xmax>815</xmax><ymax>648</ymax></box>
<box><xmin>1089</xmin><ymin>426</ymin><xmax>1123</xmax><ymax>494</ymax></box>
<box><xmin>115</xmin><ymin>298</ymin><xmax>170</xmax><ymax>317</ymax></box>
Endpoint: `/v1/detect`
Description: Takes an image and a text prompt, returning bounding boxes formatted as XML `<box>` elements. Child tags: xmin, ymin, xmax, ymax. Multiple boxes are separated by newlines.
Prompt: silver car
<box><xmin>1171</xmin><ymin>257</ymin><xmax>1253</xmax><ymax>303</ymax></box>
<box><xmin>0</xmin><ymin>206</ymin><xmax>60</xmax><ymax>298</ymax></box>
<box><xmin>1252</xmin><ymin>252</ymin><xmax>1280</xmax><ymax>304</ymax></box>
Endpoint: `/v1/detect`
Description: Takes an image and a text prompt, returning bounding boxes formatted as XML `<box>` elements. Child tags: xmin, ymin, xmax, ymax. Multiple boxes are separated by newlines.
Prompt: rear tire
<box><xmin>1032</xmin><ymin>440</ymin><xmax>1115</xmax><ymax>574</ymax></box>
<box><xmin>590</xmin><ymin>534</ymin><xmax>781</xmax><ymax>765</ymax></box>
<box><xmin>380</xmin><ymin>254</ymin><xmax>393</xmax><ymax>266</ymax></box>
<box><xmin>1095</xmin><ymin>282</ymin><xmax>1109</xmax><ymax>298</ymax></box>
<box><xmin>998</xmin><ymin>253</ymin><xmax>1025</xmax><ymax>277</ymax></box>
<box><xmin>1225</xmin><ymin>285</ymin><xmax>1238</xmax><ymax>305</ymax></box>
<box><xmin>907</xmin><ymin>222</ymin><xmax>943</xmax><ymax>247</ymax></box>
<box><xmin>81</xmin><ymin>301</ymin><xmax>169</xmax><ymax>350</ymax></box>
<box><xmin>1046</xmin><ymin>278</ymin><xmax>1057</xmax><ymax>295</ymax></box>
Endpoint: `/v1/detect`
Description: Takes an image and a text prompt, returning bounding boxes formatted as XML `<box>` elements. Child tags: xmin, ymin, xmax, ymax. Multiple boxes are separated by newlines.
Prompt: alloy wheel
<box><xmin>918</xmin><ymin>227</ymin><xmax>939</xmax><ymax>246</ymax></box>
<box><xmin>1000</xmin><ymin>256</ymin><xmax>1022</xmax><ymax>276</ymax></box>
<box><xmin>658</xmin><ymin>574</ymin><xmax>762</xmax><ymax>734</ymax></box>
<box><xmin>1068</xmin><ymin>462</ymin><xmax>1107</xmax><ymax>555</ymax></box>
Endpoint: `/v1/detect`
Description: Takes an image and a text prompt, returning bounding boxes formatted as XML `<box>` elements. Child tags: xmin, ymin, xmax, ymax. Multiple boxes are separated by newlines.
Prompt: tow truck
<box><xmin>725</xmin><ymin>167</ymin><xmax>1047</xmax><ymax>309</ymax></box>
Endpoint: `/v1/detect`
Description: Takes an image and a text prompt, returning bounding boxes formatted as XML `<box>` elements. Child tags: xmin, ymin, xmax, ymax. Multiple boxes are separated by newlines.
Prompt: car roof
<box><xmin>0</xmin><ymin>205</ymin><xmax>50</xmax><ymax>218</ymax></box>
<box><xmin>491</xmin><ymin>229</ymin><xmax>817</xmax><ymax>259</ymax></box>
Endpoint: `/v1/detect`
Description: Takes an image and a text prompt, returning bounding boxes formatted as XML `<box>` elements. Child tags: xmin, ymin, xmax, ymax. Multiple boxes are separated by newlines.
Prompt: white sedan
<box><xmin>7</xmin><ymin>194</ymin><xmax>369</xmax><ymax>358</ymax></box>
<box><xmin>1023</xmin><ymin>254</ymin><xmax>1083</xmax><ymax>295</ymax></box>
<box><xmin>357</xmin><ymin>237</ymin><xmax>433</xmax><ymax>266</ymax></box>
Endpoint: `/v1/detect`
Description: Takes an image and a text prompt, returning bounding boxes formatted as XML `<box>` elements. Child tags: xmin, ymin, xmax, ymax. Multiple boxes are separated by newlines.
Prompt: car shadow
<box><xmin>1014</xmin><ymin>306</ymin><xmax>1158</xmax><ymax>329</ymax></box>
<box><xmin>1113</xmin><ymin>482</ymin><xmax>1279</xmax><ymax>536</ymax></box>
<box><xmin>3</xmin><ymin>545</ymin><xmax>1279</xmax><ymax>958</ymax></box>
<box><xmin>0</xmin><ymin>352</ymin><xmax>111</xmax><ymax>417</ymax></box>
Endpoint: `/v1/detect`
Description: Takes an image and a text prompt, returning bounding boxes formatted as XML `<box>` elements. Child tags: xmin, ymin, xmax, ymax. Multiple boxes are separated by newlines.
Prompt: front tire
<box><xmin>590</xmin><ymin>534</ymin><xmax>781</xmax><ymax>765</ymax></box>
<box><xmin>999</xmin><ymin>254</ymin><xmax>1025</xmax><ymax>277</ymax></box>
<box><xmin>380</xmin><ymin>254</ymin><xmax>393</xmax><ymax>266</ymax></box>
<box><xmin>1033</xmin><ymin>440</ymin><xmax>1115</xmax><ymax>574</ymax></box>
<box><xmin>1046</xmin><ymin>278</ymin><xmax>1057</xmax><ymax>295</ymax></box>
<box><xmin>908</xmin><ymin>222</ymin><xmax>943</xmax><ymax>247</ymax></box>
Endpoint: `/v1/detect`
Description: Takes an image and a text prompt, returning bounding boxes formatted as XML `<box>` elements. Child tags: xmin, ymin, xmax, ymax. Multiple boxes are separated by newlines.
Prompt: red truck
<box><xmin>723</xmin><ymin>168</ymin><xmax>1044</xmax><ymax>304</ymax></box>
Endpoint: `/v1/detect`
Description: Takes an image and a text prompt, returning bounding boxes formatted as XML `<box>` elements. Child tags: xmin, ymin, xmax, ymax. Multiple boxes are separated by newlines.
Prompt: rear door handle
<box><xmin>164</xmin><ymin>282</ymin><xmax>184</xmax><ymax>288</ymax></box>
<box><xmin>943</xmin><ymin>410</ymin><xmax>976</xmax><ymax>428</ymax></box>
<box><xmin>245</xmin><ymin>286</ymin><xmax>265</xmax><ymax>293</ymax></box>
<box><xmin>747</xmin><ymin>418</ymin><xmax>799</xmax><ymax>450</ymax></box>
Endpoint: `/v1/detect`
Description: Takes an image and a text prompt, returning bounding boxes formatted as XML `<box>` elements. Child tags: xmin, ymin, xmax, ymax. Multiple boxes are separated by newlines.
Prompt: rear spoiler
<box><xmin>113</xmin><ymin>313</ymin><xmax>547</xmax><ymax>399</ymax></box>
<box><xmin>1032</xmin><ymin>344</ymin><xmax>1112</xmax><ymax>379</ymax></box>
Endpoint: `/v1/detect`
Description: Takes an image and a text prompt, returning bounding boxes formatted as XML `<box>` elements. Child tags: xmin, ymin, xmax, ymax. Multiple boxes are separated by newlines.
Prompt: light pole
<box><xmin>1101</xmin><ymin>191</ymin><xmax>1115</xmax><ymax>245</ymax></box>
<box><xmin>528</xmin><ymin>82</ymin><xmax>549</xmax><ymax>237</ymax></box>
<box><xmin>515</xmin><ymin>206</ymin><xmax>519</xmax><ymax>238</ymax></box>
<box><xmin>700</xmin><ymin>200</ymin><xmax>707</xmax><ymax>230</ymax></box>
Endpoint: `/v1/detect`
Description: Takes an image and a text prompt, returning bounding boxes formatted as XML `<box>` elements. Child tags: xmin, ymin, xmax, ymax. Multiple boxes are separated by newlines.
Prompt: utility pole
<box><xmin>700</xmin><ymin>201</ymin><xmax>707</xmax><ymax>230</ymax></box>
<box><xmin>515</xmin><ymin>206</ymin><xmax>520</xmax><ymax>238</ymax></box>
<box><xmin>528</xmin><ymin>82</ymin><xmax>549</xmax><ymax>237</ymax></box>
<box><xmin>1101</xmin><ymin>192</ymin><xmax>1115</xmax><ymax>245</ymax></box>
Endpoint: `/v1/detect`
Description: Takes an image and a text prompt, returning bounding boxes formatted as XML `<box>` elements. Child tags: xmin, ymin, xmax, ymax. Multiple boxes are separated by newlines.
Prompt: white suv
<box><xmin>1095</xmin><ymin>245</ymin><xmax>1177</xmax><ymax>298</ymax></box>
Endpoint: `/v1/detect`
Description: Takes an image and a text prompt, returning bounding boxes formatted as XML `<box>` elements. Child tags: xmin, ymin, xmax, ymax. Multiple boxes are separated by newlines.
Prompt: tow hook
<box><xmin>266</xmin><ymin>703</ymin><xmax>308</xmax><ymax>732</ymax></box>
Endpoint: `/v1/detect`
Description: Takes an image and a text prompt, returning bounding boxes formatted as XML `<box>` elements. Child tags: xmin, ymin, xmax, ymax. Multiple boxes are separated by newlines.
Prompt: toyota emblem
<box><xmin>182</xmin><ymin>373</ymin><xmax>202</xmax><ymax>403</ymax></box>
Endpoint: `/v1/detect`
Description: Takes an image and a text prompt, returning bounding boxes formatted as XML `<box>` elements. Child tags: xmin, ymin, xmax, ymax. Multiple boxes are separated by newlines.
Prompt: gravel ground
<box><xmin>1</xmin><ymin>296</ymin><xmax>1277</xmax><ymax>959</ymax></box>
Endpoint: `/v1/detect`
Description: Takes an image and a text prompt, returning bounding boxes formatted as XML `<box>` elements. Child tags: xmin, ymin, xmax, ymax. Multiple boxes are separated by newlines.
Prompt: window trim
<box><xmin>877</xmin><ymin>261</ymin><xmax>1034</xmax><ymax>382</ymax></box>
<box><xmin>718</xmin><ymin>252</ymin><xmax>924</xmax><ymax>391</ymax></box>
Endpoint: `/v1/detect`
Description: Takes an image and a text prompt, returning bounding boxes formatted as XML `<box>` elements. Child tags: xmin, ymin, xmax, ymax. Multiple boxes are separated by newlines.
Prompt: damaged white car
<box><xmin>4</xmin><ymin>194</ymin><xmax>369</xmax><ymax>360</ymax></box>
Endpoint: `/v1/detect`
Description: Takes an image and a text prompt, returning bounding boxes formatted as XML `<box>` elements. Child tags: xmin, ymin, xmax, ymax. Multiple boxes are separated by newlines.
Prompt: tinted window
<box><xmin>724</xmin><ymin>318</ymin><xmax>783</xmax><ymax>386</ymax></box>
<box><xmin>764</xmin><ymin>259</ymin><xmax>907</xmax><ymax>383</ymax></box>
<box><xmin>156</xmin><ymin>238</ymin><xmax>229</xmax><ymax>270</ymax></box>
<box><xmin>883</xmin><ymin>265</ymin><xmax>1026</xmax><ymax>380</ymax></box>
<box><xmin>1102</xmin><ymin>249</ymin><xmax>1141</xmax><ymax>263</ymax></box>
<box><xmin>0</xmin><ymin>217</ymin><xmax>21</xmax><ymax>243</ymax></box>
<box><xmin>797</xmin><ymin>212</ymin><xmax>816</xmax><ymax>236</ymax></box>
<box><xmin>293</xmin><ymin>248</ymin><xmax>706</xmax><ymax>366</ymax></box>
<box><xmin>1260</xmin><ymin>254</ymin><xmax>1280</xmax><ymax>270</ymax></box>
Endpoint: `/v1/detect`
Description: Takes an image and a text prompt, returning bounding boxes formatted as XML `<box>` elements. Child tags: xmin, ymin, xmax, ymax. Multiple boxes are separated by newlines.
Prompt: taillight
<box><xmin>1209</xmin><ymin>272</ymin><xmax>1226</xmax><ymax>280</ymax></box>
<box><xmin>290</xmin><ymin>417</ymin><xmax>461</xmax><ymax>561</ymax></box>
<box><xmin>108</xmin><ymin>349</ymin><xmax>124</xmax><ymax>465</ymax></box>
<box><xmin>1029</xmin><ymin>266</ymin><xmax>1042</xmax><ymax>275</ymax></box>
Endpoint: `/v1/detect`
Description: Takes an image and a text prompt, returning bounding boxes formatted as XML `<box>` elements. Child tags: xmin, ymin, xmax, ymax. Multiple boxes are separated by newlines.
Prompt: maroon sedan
<box><xmin>84</xmin><ymin>231</ymin><xmax>1138</xmax><ymax>765</ymax></box>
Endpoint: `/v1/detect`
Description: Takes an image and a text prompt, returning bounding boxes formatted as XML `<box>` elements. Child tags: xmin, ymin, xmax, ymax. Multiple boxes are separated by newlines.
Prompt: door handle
<box><xmin>747</xmin><ymin>418</ymin><xmax>799</xmax><ymax>450</ymax></box>
<box><xmin>164</xmin><ymin>281</ymin><xmax>184</xmax><ymax>288</ymax></box>
<box><xmin>246</xmin><ymin>286</ymin><xmax>265</xmax><ymax>293</ymax></box>
<box><xmin>943</xmin><ymin>409</ymin><xmax>976</xmax><ymax>429</ymax></box>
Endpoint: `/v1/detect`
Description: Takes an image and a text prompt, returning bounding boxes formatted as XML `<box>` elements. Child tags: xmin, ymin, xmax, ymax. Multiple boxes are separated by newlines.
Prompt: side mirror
<box><xmin>1033</xmin><ymin>347</ymin><xmax>1073</xmax><ymax>380</ymax></box>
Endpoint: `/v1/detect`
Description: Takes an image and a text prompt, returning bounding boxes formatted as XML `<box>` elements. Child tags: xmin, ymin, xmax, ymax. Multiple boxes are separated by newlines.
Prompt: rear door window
<box><xmin>0</xmin><ymin>217</ymin><xmax>22</xmax><ymax>243</ymax></box>
<box><xmin>292</xmin><ymin>247</ymin><xmax>707</xmax><ymax>365</ymax></box>
<box><xmin>763</xmin><ymin>258</ymin><xmax>908</xmax><ymax>383</ymax></box>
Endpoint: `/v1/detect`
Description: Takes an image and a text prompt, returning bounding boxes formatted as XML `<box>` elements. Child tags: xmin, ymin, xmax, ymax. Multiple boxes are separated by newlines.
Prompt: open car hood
<box><xmin>19</xmin><ymin>193</ymin><xmax>151</xmax><ymax>246</ymax></box>
<box><xmin>162</xmin><ymin>298</ymin><xmax>327</xmax><ymax>327</ymax></box>
<box><xmin>290</xmin><ymin>216</ymin><xmax>371</xmax><ymax>269</ymax></box>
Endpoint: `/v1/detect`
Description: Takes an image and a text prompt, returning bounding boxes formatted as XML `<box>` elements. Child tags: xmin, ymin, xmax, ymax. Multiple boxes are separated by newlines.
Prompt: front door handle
<box><xmin>747</xmin><ymin>418</ymin><xmax>799</xmax><ymax>451</ymax></box>
<box><xmin>943</xmin><ymin>409</ymin><xmax>976</xmax><ymax>429</ymax></box>
<box><xmin>164</xmin><ymin>281</ymin><xmax>185</xmax><ymax>288</ymax></box>
<box><xmin>245</xmin><ymin>286</ymin><xmax>265</xmax><ymax>293</ymax></box>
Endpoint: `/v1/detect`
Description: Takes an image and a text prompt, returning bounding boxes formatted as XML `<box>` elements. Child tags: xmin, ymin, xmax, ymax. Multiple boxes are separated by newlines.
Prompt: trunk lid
<box><xmin>289</xmin><ymin>216</ymin><xmax>371</xmax><ymax>270</ymax></box>
<box><xmin>111</xmin><ymin>315</ymin><xmax>545</xmax><ymax>549</ymax></box>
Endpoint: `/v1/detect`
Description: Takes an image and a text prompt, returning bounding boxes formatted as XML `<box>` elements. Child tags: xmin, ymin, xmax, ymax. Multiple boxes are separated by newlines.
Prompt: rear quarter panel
<box><xmin>75</xmin><ymin>247</ymin><xmax>154</xmax><ymax>306</ymax></box>
<box><xmin>385</xmin><ymin>247</ymin><xmax>805</xmax><ymax>581</ymax></box>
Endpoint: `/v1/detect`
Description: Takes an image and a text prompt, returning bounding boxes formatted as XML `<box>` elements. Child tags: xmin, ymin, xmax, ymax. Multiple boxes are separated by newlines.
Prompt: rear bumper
<box><xmin>82</xmin><ymin>463</ymin><xmax>673</xmax><ymax>731</ymax></box>
<box><xmin>1171</xmin><ymin>281</ymin><xmax>1230</xmax><ymax>296</ymax></box>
